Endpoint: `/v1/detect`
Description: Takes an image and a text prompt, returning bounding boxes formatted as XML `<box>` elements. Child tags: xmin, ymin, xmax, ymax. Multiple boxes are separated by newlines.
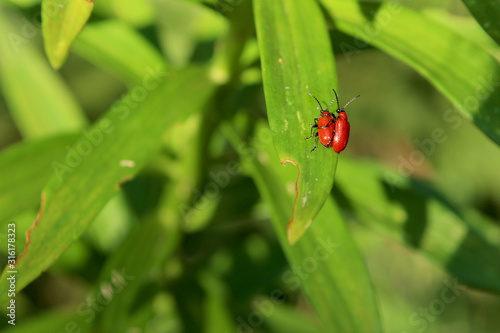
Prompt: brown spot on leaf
<box><xmin>116</xmin><ymin>176</ymin><xmax>132</xmax><ymax>190</ymax></box>
<box><xmin>16</xmin><ymin>193</ymin><xmax>46</xmax><ymax>264</ymax></box>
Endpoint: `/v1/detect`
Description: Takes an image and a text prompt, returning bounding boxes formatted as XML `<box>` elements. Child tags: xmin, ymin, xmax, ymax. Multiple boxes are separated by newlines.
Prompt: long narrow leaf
<box><xmin>42</xmin><ymin>0</ymin><xmax>94</xmax><ymax>69</ymax></box>
<box><xmin>335</xmin><ymin>157</ymin><xmax>500</xmax><ymax>293</ymax></box>
<box><xmin>254</xmin><ymin>0</ymin><xmax>342</xmax><ymax>244</ymax></box>
<box><xmin>0</xmin><ymin>7</ymin><xmax>87</xmax><ymax>138</ymax></box>
<box><xmin>0</xmin><ymin>67</ymin><xmax>216</xmax><ymax>304</ymax></box>
<box><xmin>461</xmin><ymin>0</ymin><xmax>500</xmax><ymax>46</ymax></box>
<box><xmin>222</xmin><ymin>122</ymin><xmax>382</xmax><ymax>332</ymax></box>
<box><xmin>72</xmin><ymin>20</ymin><xmax>166</xmax><ymax>87</ymax></box>
<box><xmin>322</xmin><ymin>0</ymin><xmax>500</xmax><ymax>147</ymax></box>
<box><xmin>0</xmin><ymin>134</ymin><xmax>77</xmax><ymax>222</ymax></box>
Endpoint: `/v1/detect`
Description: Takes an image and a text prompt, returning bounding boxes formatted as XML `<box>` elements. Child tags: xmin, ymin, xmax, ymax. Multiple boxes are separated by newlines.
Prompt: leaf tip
<box><xmin>287</xmin><ymin>218</ymin><xmax>313</xmax><ymax>244</ymax></box>
<box><xmin>282</xmin><ymin>158</ymin><xmax>310</xmax><ymax>245</ymax></box>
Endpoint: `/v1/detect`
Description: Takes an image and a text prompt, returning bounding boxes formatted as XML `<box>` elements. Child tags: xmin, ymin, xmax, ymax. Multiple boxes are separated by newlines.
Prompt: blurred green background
<box><xmin>0</xmin><ymin>0</ymin><xmax>499</xmax><ymax>332</ymax></box>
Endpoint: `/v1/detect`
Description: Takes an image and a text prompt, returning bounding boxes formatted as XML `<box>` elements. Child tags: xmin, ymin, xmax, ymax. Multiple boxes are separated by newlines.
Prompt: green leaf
<box><xmin>254</xmin><ymin>0</ymin><xmax>341</xmax><ymax>244</ymax></box>
<box><xmin>96</xmin><ymin>86</ymin><xmax>213</xmax><ymax>332</ymax></box>
<box><xmin>72</xmin><ymin>20</ymin><xmax>166</xmax><ymax>87</ymax></box>
<box><xmin>209</xmin><ymin>0</ymin><xmax>254</xmax><ymax>84</ymax></box>
<box><xmin>0</xmin><ymin>67</ymin><xmax>216</xmax><ymax>304</ymax></box>
<box><xmin>265</xmin><ymin>303</ymin><xmax>322</xmax><ymax>333</ymax></box>
<box><xmin>0</xmin><ymin>0</ymin><xmax>39</xmax><ymax>7</ymax></box>
<box><xmin>222</xmin><ymin>121</ymin><xmax>382</xmax><ymax>332</ymax></box>
<box><xmin>199</xmin><ymin>272</ymin><xmax>236</xmax><ymax>333</ymax></box>
<box><xmin>0</xmin><ymin>137</ymin><xmax>129</xmax><ymax>272</ymax></box>
<box><xmin>154</xmin><ymin>0</ymin><xmax>228</xmax><ymax>67</ymax></box>
<box><xmin>0</xmin><ymin>311</ymin><xmax>87</xmax><ymax>333</ymax></box>
<box><xmin>422</xmin><ymin>9</ymin><xmax>500</xmax><ymax>62</ymax></box>
<box><xmin>0</xmin><ymin>8</ymin><xmax>87</xmax><ymax>138</ymax></box>
<box><xmin>93</xmin><ymin>0</ymin><xmax>154</xmax><ymax>27</ymax></box>
<box><xmin>461</xmin><ymin>0</ymin><xmax>500</xmax><ymax>46</ymax></box>
<box><xmin>0</xmin><ymin>134</ymin><xmax>77</xmax><ymax>222</ymax></box>
<box><xmin>42</xmin><ymin>0</ymin><xmax>94</xmax><ymax>69</ymax></box>
<box><xmin>321</xmin><ymin>0</ymin><xmax>500</xmax><ymax>147</ymax></box>
<box><xmin>94</xmin><ymin>216</ymin><xmax>179</xmax><ymax>332</ymax></box>
<box><xmin>335</xmin><ymin>157</ymin><xmax>500</xmax><ymax>293</ymax></box>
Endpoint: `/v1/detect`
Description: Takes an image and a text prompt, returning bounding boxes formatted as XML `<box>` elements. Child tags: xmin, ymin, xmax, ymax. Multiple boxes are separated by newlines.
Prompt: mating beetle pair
<box><xmin>305</xmin><ymin>89</ymin><xmax>359</xmax><ymax>153</ymax></box>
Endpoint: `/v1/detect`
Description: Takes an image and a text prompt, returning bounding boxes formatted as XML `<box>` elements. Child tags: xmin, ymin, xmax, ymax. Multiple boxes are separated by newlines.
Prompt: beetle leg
<box><xmin>326</xmin><ymin>134</ymin><xmax>334</xmax><ymax>146</ymax></box>
<box><xmin>318</xmin><ymin>122</ymin><xmax>330</xmax><ymax>129</ymax></box>
<box><xmin>318</xmin><ymin>118</ymin><xmax>335</xmax><ymax>129</ymax></box>
<box><xmin>310</xmin><ymin>133</ymin><xmax>319</xmax><ymax>152</ymax></box>
<box><xmin>305</xmin><ymin>124</ymin><xmax>318</xmax><ymax>140</ymax></box>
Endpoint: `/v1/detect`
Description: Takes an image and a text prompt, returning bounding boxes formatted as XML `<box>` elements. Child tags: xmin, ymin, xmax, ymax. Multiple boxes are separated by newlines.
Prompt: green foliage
<box><xmin>461</xmin><ymin>0</ymin><xmax>500</xmax><ymax>45</ymax></box>
<box><xmin>254</xmin><ymin>0</ymin><xmax>339</xmax><ymax>244</ymax></box>
<box><xmin>0</xmin><ymin>9</ymin><xmax>87</xmax><ymax>138</ymax></box>
<box><xmin>323</xmin><ymin>0</ymin><xmax>500</xmax><ymax>147</ymax></box>
<box><xmin>223</xmin><ymin>122</ymin><xmax>382</xmax><ymax>331</ymax></box>
<box><xmin>42</xmin><ymin>0</ymin><xmax>94</xmax><ymax>69</ymax></box>
<box><xmin>0</xmin><ymin>0</ymin><xmax>499</xmax><ymax>332</ymax></box>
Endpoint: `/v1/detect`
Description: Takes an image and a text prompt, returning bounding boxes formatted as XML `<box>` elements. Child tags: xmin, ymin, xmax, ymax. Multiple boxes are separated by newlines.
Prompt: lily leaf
<box><xmin>254</xmin><ymin>0</ymin><xmax>343</xmax><ymax>244</ymax></box>
<box><xmin>0</xmin><ymin>8</ymin><xmax>87</xmax><ymax>138</ymax></box>
<box><xmin>322</xmin><ymin>0</ymin><xmax>500</xmax><ymax>147</ymax></box>
<box><xmin>42</xmin><ymin>0</ymin><xmax>94</xmax><ymax>69</ymax></box>
<box><xmin>461</xmin><ymin>0</ymin><xmax>500</xmax><ymax>46</ymax></box>
<box><xmin>0</xmin><ymin>67</ymin><xmax>216</xmax><ymax>304</ymax></box>
<box><xmin>222</xmin><ymin>121</ymin><xmax>382</xmax><ymax>332</ymax></box>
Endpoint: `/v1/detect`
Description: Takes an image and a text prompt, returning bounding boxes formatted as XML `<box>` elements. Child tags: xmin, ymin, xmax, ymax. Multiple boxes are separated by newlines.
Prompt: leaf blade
<box><xmin>461</xmin><ymin>0</ymin><xmax>500</xmax><ymax>47</ymax></box>
<box><xmin>72</xmin><ymin>20</ymin><xmax>166</xmax><ymax>87</ymax></box>
<box><xmin>42</xmin><ymin>0</ymin><xmax>94</xmax><ymax>69</ymax></box>
<box><xmin>0</xmin><ymin>67</ymin><xmax>216</xmax><ymax>303</ymax></box>
<box><xmin>322</xmin><ymin>0</ymin><xmax>500</xmax><ymax>147</ymax></box>
<box><xmin>254</xmin><ymin>0</ymin><xmax>341</xmax><ymax>244</ymax></box>
<box><xmin>0</xmin><ymin>134</ymin><xmax>77</xmax><ymax>222</ymax></box>
<box><xmin>0</xmin><ymin>8</ymin><xmax>88</xmax><ymax>138</ymax></box>
<box><xmin>335</xmin><ymin>157</ymin><xmax>500</xmax><ymax>293</ymax></box>
<box><xmin>222</xmin><ymin>122</ymin><xmax>382</xmax><ymax>332</ymax></box>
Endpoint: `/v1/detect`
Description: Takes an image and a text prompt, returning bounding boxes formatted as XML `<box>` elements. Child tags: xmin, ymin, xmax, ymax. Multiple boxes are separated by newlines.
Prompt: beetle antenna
<box><xmin>332</xmin><ymin>88</ymin><xmax>341</xmax><ymax>113</ymax></box>
<box><xmin>308</xmin><ymin>92</ymin><xmax>324</xmax><ymax>111</ymax></box>
<box><xmin>325</xmin><ymin>93</ymin><xmax>340</xmax><ymax>111</ymax></box>
<box><xmin>341</xmin><ymin>95</ymin><xmax>360</xmax><ymax>111</ymax></box>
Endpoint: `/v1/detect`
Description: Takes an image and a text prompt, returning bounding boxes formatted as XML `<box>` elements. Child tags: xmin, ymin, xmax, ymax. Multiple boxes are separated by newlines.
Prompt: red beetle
<box><xmin>305</xmin><ymin>92</ymin><xmax>337</xmax><ymax>151</ymax></box>
<box><xmin>306</xmin><ymin>89</ymin><xmax>359</xmax><ymax>153</ymax></box>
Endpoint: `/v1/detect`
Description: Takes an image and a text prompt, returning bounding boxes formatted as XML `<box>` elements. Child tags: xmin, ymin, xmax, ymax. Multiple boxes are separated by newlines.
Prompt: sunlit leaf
<box><xmin>222</xmin><ymin>121</ymin><xmax>382</xmax><ymax>332</ymax></box>
<box><xmin>0</xmin><ymin>67</ymin><xmax>216</xmax><ymax>303</ymax></box>
<box><xmin>42</xmin><ymin>0</ymin><xmax>94</xmax><ymax>69</ymax></box>
<box><xmin>0</xmin><ymin>134</ymin><xmax>77</xmax><ymax>222</ymax></box>
<box><xmin>254</xmin><ymin>0</ymin><xmax>341</xmax><ymax>244</ymax></box>
<box><xmin>0</xmin><ymin>8</ymin><xmax>87</xmax><ymax>138</ymax></box>
<box><xmin>322</xmin><ymin>0</ymin><xmax>500</xmax><ymax>147</ymax></box>
<box><xmin>73</xmin><ymin>20</ymin><xmax>166</xmax><ymax>87</ymax></box>
<box><xmin>335</xmin><ymin>157</ymin><xmax>500</xmax><ymax>293</ymax></box>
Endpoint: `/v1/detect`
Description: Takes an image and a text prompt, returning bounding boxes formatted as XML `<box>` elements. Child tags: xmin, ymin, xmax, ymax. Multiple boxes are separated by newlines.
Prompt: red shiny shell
<box><xmin>332</xmin><ymin>112</ymin><xmax>350</xmax><ymax>153</ymax></box>
<box><xmin>317</xmin><ymin>111</ymin><xmax>335</xmax><ymax>147</ymax></box>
